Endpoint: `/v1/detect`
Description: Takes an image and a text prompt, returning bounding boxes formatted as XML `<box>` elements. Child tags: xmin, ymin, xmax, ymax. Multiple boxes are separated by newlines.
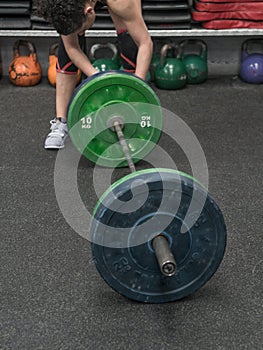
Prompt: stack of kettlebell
<box><xmin>7</xmin><ymin>39</ymin><xmax>209</xmax><ymax>89</ymax></box>
<box><xmin>151</xmin><ymin>40</ymin><xmax>208</xmax><ymax>90</ymax></box>
<box><xmin>8</xmin><ymin>39</ymin><xmax>83</xmax><ymax>88</ymax></box>
<box><xmin>239</xmin><ymin>39</ymin><xmax>263</xmax><ymax>84</ymax></box>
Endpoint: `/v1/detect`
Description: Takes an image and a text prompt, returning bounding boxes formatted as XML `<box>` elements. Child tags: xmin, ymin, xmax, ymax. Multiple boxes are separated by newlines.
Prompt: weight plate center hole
<box><xmin>108</xmin><ymin>116</ymin><xmax>125</xmax><ymax>132</ymax></box>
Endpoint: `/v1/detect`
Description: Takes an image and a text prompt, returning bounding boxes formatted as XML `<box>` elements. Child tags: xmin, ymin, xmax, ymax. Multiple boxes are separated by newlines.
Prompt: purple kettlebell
<box><xmin>239</xmin><ymin>39</ymin><xmax>263</xmax><ymax>84</ymax></box>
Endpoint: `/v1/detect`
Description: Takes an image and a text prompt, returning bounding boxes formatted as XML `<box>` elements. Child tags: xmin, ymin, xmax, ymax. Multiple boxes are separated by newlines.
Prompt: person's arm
<box><xmin>61</xmin><ymin>34</ymin><xmax>98</xmax><ymax>77</ymax></box>
<box><xmin>107</xmin><ymin>0</ymin><xmax>153</xmax><ymax>80</ymax></box>
<box><xmin>125</xmin><ymin>20</ymin><xmax>153</xmax><ymax>80</ymax></box>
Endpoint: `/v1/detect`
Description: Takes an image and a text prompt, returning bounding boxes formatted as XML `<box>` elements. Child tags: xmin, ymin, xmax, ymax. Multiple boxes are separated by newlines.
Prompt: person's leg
<box><xmin>116</xmin><ymin>29</ymin><xmax>138</xmax><ymax>74</ymax></box>
<box><xmin>107</xmin><ymin>8</ymin><xmax>138</xmax><ymax>74</ymax></box>
<box><xmin>107</xmin><ymin>1</ymin><xmax>152</xmax><ymax>80</ymax></box>
<box><xmin>55</xmin><ymin>73</ymin><xmax>80</xmax><ymax>120</ymax></box>
<box><xmin>45</xmin><ymin>36</ymin><xmax>84</xmax><ymax>149</ymax></box>
<box><xmin>55</xmin><ymin>36</ymin><xmax>84</xmax><ymax>120</ymax></box>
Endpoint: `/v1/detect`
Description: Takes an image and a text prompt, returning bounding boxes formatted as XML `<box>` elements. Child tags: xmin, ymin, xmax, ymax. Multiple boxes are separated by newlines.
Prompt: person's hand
<box><xmin>90</xmin><ymin>68</ymin><xmax>100</xmax><ymax>76</ymax></box>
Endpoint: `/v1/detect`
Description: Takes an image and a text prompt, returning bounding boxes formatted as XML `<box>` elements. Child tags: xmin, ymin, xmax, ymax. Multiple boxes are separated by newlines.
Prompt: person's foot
<box><xmin>44</xmin><ymin>118</ymin><xmax>68</xmax><ymax>149</ymax></box>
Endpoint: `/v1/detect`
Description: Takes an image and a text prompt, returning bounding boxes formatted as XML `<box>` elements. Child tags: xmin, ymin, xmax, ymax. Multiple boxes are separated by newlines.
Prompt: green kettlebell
<box><xmin>180</xmin><ymin>39</ymin><xmax>208</xmax><ymax>84</ymax></box>
<box><xmin>149</xmin><ymin>54</ymin><xmax>161</xmax><ymax>82</ymax></box>
<box><xmin>155</xmin><ymin>44</ymin><xmax>187</xmax><ymax>90</ymax></box>
<box><xmin>89</xmin><ymin>43</ymin><xmax>120</xmax><ymax>71</ymax></box>
<box><xmin>150</xmin><ymin>48</ymin><xmax>174</xmax><ymax>82</ymax></box>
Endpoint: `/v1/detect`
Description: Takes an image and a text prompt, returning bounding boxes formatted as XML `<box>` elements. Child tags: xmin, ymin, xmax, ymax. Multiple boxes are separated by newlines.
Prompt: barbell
<box><xmin>67</xmin><ymin>71</ymin><xmax>227</xmax><ymax>303</ymax></box>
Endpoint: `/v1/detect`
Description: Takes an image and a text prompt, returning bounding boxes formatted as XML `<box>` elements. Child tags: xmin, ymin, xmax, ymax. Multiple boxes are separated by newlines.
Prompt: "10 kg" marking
<box><xmin>81</xmin><ymin>116</ymin><xmax>92</xmax><ymax>129</ymax></box>
<box><xmin>140</xmin><ymin>115</ymin><xmax>151</xmax><ymax>128</ymax></box>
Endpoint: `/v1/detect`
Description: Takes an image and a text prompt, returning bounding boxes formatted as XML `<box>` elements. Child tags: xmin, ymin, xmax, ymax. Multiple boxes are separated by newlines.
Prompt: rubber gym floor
<box><xmin>1</xmin><ymin>75</ymin><xmax>262</xmax><ymax>350</ymax></box>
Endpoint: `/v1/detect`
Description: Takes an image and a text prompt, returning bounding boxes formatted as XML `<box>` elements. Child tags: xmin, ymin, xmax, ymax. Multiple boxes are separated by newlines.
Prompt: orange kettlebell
<box><xmin>9</xmin><ymin>40</ymin><xmax>42</xmax><ymax>86</ymax></box>
<box><xmin>48</xmin><ymin>43</ymin><xmax>59</xmax><ymax>87</ymax></box>
<box><xmin>48</xmin><ymin>42</ymin><xmax>82</xmax><ymax>87</ymax></box>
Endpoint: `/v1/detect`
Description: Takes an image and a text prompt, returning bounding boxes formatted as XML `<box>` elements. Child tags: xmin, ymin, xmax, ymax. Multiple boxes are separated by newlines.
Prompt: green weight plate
<box><xmin>67</xmin><ymin>72</ymin><xmax>162</xmax><ymax>167</ymax></box>
<box><xmin>91</xmin><ymin>168</ymin><xmax>227</xmax><ymax>303</ymax></box>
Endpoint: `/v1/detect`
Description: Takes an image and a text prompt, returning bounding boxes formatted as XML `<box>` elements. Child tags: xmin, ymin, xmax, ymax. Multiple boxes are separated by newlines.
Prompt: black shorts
<box><xmin>56</xmin><ymin>30</ymin><xmax>138</xmax><ymax>74</ymax></box>
<box><xmin>56</xmin><ymin>35</ymin><xmax>85</xmax><ymax>74</ymax></box>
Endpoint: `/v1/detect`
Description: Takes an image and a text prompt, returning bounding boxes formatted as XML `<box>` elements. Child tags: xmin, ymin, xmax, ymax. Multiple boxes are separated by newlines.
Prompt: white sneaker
<box><xmin>44</xmin><ymin>119</ymin><xmax>68</xmax><ymax>149</ymax></box>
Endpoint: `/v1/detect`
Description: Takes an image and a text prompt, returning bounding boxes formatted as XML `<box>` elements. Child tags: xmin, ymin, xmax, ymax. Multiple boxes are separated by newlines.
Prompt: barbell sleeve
<box><xmin>152</xmin><ymin>235</ymin><xmax>177</xmax><ymax>277</ymax></box>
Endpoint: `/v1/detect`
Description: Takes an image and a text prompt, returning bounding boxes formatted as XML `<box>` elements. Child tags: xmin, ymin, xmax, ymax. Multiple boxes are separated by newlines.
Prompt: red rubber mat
<box><xmin>195</xmin><ymin>1</ymin><xmax>263</xmax><ymax>11</ymax></box>
<box><xmin>202</xmin><ymin>19</ymin><xmax>263</xmax><ymax>28</ymax></box>
<box><xmin>192</xmin><ymin>10</ymin><xmax>263</xmax><ymax>21</ymax></box>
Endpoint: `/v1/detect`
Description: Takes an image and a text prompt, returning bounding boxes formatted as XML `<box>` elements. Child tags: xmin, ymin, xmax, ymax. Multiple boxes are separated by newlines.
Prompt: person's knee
<box><xmin>56</xmin><ymin>61</ymin><xmax>79</xmax><ymax>74</ymax></box>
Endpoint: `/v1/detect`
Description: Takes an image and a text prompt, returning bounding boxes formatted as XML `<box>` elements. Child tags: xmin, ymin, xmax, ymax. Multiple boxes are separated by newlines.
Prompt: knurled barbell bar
<box><xmin>67</xmin><ymin>71</ymin><xmax>227</xmax><ymax>303</ymax></box>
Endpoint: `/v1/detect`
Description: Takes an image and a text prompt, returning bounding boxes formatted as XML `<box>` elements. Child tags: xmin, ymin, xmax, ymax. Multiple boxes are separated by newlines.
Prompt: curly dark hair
<box><xmin>35</xmin><ymin>0</ymin><xmax>89</xmax><ymax>35</ymax></box>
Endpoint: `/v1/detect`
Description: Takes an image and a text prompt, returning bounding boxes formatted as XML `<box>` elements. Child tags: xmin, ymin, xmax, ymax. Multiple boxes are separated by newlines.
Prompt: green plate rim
<box><xmin>92</xmin><ymin>168</ymin><xmax>207</xmax><ymax>217</ymax></box>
